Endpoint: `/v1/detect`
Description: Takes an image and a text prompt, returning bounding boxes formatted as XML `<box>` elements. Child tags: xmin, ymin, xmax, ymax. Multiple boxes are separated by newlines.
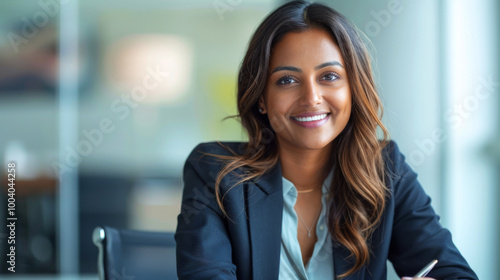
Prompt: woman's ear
<box><xmin>258</xmin><ymin>96</ymin><xmax>267</xmax><ymax>114</ymax></box>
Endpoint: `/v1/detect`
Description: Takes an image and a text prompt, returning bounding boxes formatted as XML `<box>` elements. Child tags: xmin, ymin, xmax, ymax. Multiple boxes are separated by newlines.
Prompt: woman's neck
<box><xmin>278</xmin><ymin>142</ymin><xmax>333</xmax><ymax>191</ymax></box>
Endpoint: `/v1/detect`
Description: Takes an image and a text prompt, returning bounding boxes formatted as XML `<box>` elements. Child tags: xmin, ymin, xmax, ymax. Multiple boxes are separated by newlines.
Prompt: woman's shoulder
<box><xmin>182</xmin><ymin>141</ymin><xmax>248</xmax><ymax>192</ymax></box>
<box><xmin>187</xmin><ymin>141</ymin><xmax>247</xmax><ymax>160</ymax></box>
<box><xmin>184</xmin><ymin>141</ymin><xmax>247</xmax><ymax>174</ymax></box>
<box><xmin>380</xmin><ymin>139</ymin><xmax>415</xmax><ymax>185</ymax></box>
<box><xmin>380</xmin><ymin>138</ymin><xmax>397</xmax><ymax>158</ymax></box>
<box><xmin>380</xmin><ymin>139</ymin><xmax>404</xmax><ymax>166</ymax></box>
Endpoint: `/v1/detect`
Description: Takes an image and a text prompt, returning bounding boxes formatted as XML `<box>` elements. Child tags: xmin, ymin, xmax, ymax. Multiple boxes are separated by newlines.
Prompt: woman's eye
<box><xmin>322</xmin><ymin>72</ymin><xmax>340</xmax><ymax>81</ymax></box>
<box><xmin>277</xmin><ymin>75</ymin><xmax>296</xmax><ymax>85</ymax></box>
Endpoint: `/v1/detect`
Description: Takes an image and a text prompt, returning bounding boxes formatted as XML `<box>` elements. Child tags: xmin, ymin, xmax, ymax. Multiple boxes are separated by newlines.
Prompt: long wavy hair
<box><xmin>212</xmin><ymin>1</ymin><xmax>390</xmax><ymax>278</ymax></box>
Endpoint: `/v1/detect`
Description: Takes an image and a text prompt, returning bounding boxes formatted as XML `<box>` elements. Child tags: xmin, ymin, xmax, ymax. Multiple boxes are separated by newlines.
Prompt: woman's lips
<box><xmin>290</xmin><ymin>113</ymin><xmax>330</xmax><ymax>128</ymax></box>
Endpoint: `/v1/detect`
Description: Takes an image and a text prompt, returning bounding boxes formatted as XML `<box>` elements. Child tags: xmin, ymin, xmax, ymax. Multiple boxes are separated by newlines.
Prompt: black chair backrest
<box><xmin>93</xmin><ymin>226</ymin><xmax>177</xmax><ymax>280</ymax></box>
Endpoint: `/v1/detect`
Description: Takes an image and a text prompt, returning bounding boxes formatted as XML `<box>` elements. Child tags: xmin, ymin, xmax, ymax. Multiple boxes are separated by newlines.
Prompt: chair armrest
<box><xmin>93</xmin><ymin>226</ymin><xmax>106</xmax><ymax>280</ymax></box>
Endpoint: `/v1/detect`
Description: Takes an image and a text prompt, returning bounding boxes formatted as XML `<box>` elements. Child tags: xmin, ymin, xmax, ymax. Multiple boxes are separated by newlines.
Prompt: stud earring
<box><xmin>258</xmin><ymin>108</ymin><xmax>264</xmax><ymax>113</ymax></box>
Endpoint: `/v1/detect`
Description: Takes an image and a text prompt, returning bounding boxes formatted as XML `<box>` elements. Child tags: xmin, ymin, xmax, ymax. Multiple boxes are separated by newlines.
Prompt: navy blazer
<box><xmin>175</xmin><ymin>140</ymin><xmax>477</xmax><ymax>280</ymax></box>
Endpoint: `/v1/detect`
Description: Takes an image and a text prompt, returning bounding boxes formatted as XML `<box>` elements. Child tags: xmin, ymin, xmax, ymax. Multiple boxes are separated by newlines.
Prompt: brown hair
<box><xmin>212</xmin><ymin>1</ymin><xmax>390</xmax><ymax>278</ymax></box>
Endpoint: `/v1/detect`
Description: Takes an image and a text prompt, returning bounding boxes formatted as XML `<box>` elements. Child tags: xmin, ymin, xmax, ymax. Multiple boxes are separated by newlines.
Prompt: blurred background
<box><xmin>0</xmin><ymin>0</ymin><xmax>498</xmax><ymax>279</ymax></box>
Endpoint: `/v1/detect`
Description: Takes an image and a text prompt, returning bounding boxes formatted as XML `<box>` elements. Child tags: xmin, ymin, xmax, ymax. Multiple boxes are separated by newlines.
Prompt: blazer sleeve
<box><xmin>386</xmin><ymin>141</ymin><xmax>478</xmax><ymax>280</ymax></box>
<box><xmin>174</xmin><ymin>144</ymin><xmax>237</xmax><ymax>280</ymax></box>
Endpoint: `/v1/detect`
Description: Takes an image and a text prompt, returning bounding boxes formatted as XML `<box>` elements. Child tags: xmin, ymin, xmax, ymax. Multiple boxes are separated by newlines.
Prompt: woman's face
<box><xmin>260</xmin><ymin>28</ymin><xmax>352</xmax><ymax>152</ymax></box>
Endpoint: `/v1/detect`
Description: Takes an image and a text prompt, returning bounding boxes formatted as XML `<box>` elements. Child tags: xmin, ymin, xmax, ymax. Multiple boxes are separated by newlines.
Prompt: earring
<box><xmin>258</xmin><ymin>108</ymin><xmax>264</xmax><ymax>113</ymax></box>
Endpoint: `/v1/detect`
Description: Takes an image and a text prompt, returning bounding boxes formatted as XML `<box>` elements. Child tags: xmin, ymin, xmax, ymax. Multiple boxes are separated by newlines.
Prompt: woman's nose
<box><xmin>300</xmin><ymin>79</ymin><xmax>322</xmax><ymax>107</ymax></box>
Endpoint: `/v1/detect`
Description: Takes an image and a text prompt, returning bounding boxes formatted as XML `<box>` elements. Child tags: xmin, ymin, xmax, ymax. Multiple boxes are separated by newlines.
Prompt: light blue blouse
<box><xmin>279</xmin><ymin>170</ymin><xmax>334</xmax><ymax>280</ymax></box>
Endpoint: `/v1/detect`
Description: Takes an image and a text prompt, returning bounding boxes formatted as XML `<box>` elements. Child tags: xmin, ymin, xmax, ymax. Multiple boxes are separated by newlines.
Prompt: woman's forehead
<box><xmin>269</xmin><ymin>28</ymin><xmax>344</xmax><ymax>69</ymax></box>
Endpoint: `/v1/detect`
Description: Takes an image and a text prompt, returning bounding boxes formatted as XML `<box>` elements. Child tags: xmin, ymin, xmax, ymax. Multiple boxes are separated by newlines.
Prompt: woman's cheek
<box><xmin>267</xmin><ymin>107</ymin><xmax>288</xmax><ymax>134</ymax></box>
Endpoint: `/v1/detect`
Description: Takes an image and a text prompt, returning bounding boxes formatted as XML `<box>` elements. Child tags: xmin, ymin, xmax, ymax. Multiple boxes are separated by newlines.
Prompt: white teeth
<box><xmin>292</xmin><ymin>113</ymin><xmax>328</xmax><ymax>122</ymax></box>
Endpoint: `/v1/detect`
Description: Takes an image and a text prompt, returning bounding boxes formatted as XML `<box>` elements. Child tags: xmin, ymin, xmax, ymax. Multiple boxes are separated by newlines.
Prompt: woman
<box><xmin>175</xmin><ymin>1</ymin><xmax>477</xmax><ymax>279</ymax></box>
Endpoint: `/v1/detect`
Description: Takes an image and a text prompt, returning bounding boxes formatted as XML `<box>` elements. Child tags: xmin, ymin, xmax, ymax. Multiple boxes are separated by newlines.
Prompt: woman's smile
<box><xmin>290</xmin><ymin>112</ymin><xmax>331</xmax><ymax>128</ymax></box>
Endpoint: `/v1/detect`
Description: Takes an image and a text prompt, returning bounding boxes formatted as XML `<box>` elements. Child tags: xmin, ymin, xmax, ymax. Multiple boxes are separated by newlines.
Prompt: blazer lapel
<box><xmin>247</xmin><ymin>162</ymin><xmax>283</xmax><ymax>280</ymax></box>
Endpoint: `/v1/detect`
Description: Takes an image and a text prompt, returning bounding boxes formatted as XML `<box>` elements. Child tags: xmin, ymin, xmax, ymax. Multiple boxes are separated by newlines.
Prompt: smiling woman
<box><xmin>174</xmin><ymin>1</ymin><xmax>478</xmax><ymax>280</ymax></box>
<box><xmin>260</xmin><ymin>28</ymin><xmax>351</xmax><ymax>152</ymax></box>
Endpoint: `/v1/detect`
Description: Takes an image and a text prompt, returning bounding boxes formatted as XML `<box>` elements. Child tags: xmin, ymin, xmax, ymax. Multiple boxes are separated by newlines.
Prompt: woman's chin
<box><xmin>293</xmin><ymin>139</ymin><xmax>335</xmax><ymax>151</ymax></box>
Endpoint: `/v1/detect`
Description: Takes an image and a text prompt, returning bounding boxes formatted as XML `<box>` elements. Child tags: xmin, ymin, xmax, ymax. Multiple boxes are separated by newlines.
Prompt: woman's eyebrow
<box><xmin>271</xmin><ymin>66</ymin><xmax>301</xmax><ymax>74</ymax></box>
<box><xmin>315</xmin><ymin>61</ymin><xmax>344</xmax><ymax>70</ymax></box>
<box><xmin>271</xmin><ymin>61</ymin><xmax>344</xmax><ymax>74</ymax></box>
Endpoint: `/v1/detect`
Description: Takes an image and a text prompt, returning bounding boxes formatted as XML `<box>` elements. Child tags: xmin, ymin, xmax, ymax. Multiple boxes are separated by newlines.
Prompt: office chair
<box><xmin>93</xmin><ymin>226</ymin><xmax>177</xmax><ymax>280</ymax></box>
